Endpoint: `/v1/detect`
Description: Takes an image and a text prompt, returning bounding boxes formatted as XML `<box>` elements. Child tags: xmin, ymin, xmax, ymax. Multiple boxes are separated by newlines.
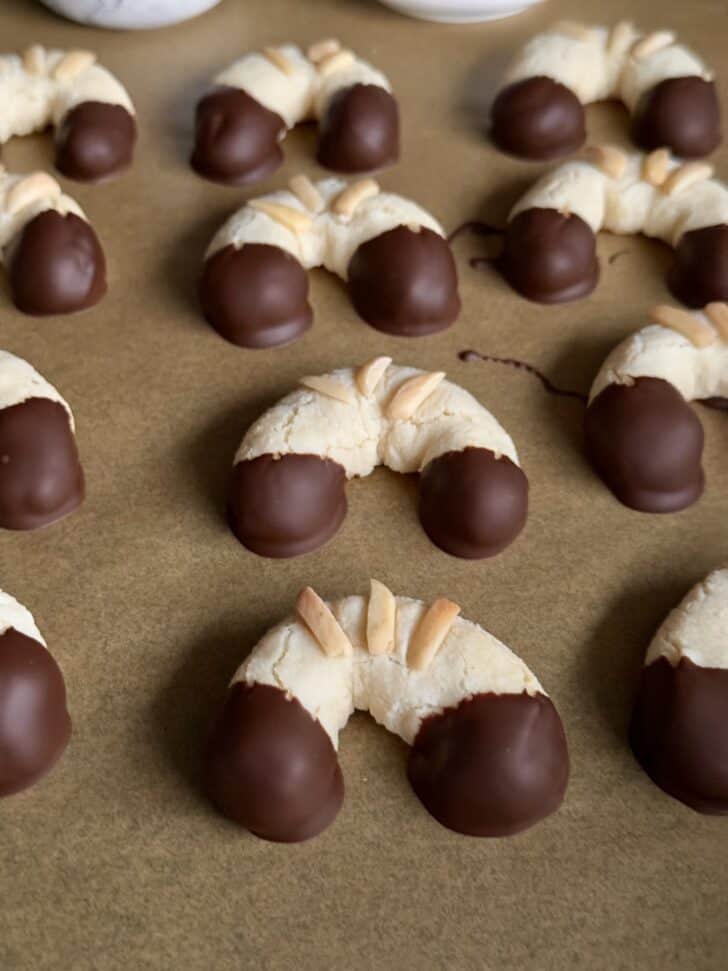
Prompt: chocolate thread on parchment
<box><xmin>458</xmin><ymin>350</ymin><xmax>588</xmax><ymax>403</ymax></box>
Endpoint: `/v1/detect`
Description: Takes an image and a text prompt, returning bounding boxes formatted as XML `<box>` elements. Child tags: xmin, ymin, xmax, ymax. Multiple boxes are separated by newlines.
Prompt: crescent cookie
<box><xmin>0</xmin><ymin>350</ymin><xmax>84</xmax><ymax>529</ymax></box>
<box><xmin>630</xmin><ymin>569</ymin><xmax>728</xmax><ymax>813</ymax></box>
<box><xmin>203</xmin><ymin>582</ymin><xmax>569</xmax><ymax>841</ymax></box>
<box><xmin>191</xmin><ymin>39</ymin><xmax>398</xmax><ymax>184</ymax></box>
<box><xmin>0</xmin><ymin>167</ymin><xmax>106</xmax><ymax>315</ymax></box>
<box><xmin>228</xmin><ymin>358</ymin><xmax>527</xmax><ymax>559</ymax></box>
<box><xmin>0</xmin><ymin>589</ymin><xmax>72</xmax><ymax>796</ymax></box>
<box><xmin>0</xmin><ymin>45</ymin><xmax>136</xmax><ymax>181</ymax></box>
<box><xmin>491</xmin><ymin>21</ymin><xmax>720</xmax><ymax>160</ymax></box>
<box><xmin>585</xmin><ymin>303</ymin><xmax>728</xmax><ymax>513</ymax></box>
<box><xmin>200</xmin><ymin>175</ymin><xmax>460</xmax><ymax>346</ymax></box>
<box><xmin>501</xmin><ymin>147</ymin><xmax>728</xmax><ymax>308</ymax></box>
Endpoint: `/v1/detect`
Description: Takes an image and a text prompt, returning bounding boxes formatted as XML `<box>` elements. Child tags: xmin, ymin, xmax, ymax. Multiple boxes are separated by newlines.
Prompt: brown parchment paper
<box><xmin>1</xmin><ymin>0</ymin><xmax>727</xmax><ymax>967</ymax></box>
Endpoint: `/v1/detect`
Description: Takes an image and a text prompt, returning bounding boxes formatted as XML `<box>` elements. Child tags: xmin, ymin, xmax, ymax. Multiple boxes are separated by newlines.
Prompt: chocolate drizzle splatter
<box><xmin>458</xmin><ymin>350</ymin><xmax>587</xmax><ymax>403</ymax></box>
<box><xmin>699</xmin><ymin>397</ymin><xmax>728</xmax><ymax>411</ymax></box>
<box><xmin>447</xmin><ymin>221</ymin><xmax>504</xmax><ymax>245</ymax></box>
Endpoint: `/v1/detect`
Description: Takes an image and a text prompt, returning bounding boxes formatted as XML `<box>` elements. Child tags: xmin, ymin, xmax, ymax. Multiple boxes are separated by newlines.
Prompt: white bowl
<box><xmin>39</xmin><ymin>0</ymin><xmax>223</xmax><ymax>30</ymax></box>
<box><xmin>378</xmin><ymin>0</ymin><xmax>544</xmax><ymax>22</ymax></box>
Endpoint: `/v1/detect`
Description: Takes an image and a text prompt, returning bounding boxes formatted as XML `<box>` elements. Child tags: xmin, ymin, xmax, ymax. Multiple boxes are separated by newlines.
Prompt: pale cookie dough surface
<box><xmin>0</xmin><ymin>350</ymin><xmax>74</xmax><ymax>426</ymax></box>
<box><xmin>0</xmin><ymin>589</ymin><xmax>46</xmax><ymax>645</ymax></box>
<box><xmin>234</xmin><ymin>594</ymin><xmax>544</xmax><ymax>748</ymax></box>
<box><xmin>205</xmin><ymin>177</ymin><xmax>444</xmax><ymax>280</ymax></box>
<box><xmin>0</xmin><ymin>47</ymin><xmax>135</xmax><ymax>145</ymax></box>
<box><xmin>213</xmin><ymin>45</ymin><xmax>390</xmax><ymax>129</ymax></box>
<box><xmin>504</xmin><ymin>23</ymin><xmax>711</xmax><ymax>112</ymax></box>
<box><xmin>0</xmin><ymin>169</ymin><xmax>87</xmax><ymax>259</ymax></box>
<box><xmin>509</xmin><ymin>152</ymin><xmax>728</xmax><ymax>248</ymax></box>
<box><xmin>235</xmin><ymin>363</ymin><xmax>519</xmax><ymax>478</ymax></box>
<box><xmin>589</xmin><ymin>321</ymin><xmax>728</xmax><ymax>403</ymax></box>
<box><xmin>645</xmin><ymin>569</ymin><xmax>728</xmax><ymax>670</ymax></box>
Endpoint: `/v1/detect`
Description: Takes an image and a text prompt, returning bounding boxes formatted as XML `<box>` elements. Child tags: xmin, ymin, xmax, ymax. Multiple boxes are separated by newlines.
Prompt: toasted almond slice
<box><xmin>367</xmin><ymin>579</ymin><xmax>397</xmax><ymax>656</ymax></box>
<box><xmin>408</xmin><ymin>598</ymin><xmax>461</xmax><ymax>672</ymax></box>
<box><xmin>631</xmin><ymin>30</ymin><xmax>676</xmax><ymax>60</ymax></box>
<box><xmin>662</xmin><ymin>161</ymin><xmax>713</xmax><ymax>196</ymax></box>
<box><xmin>248</xmin><ymin>199</ymin><xmax>312</xmax><ymax>234</ymax></box>
<box><xmin>262</xmin><ymin>46</ymin><xmax>295</xmax><ymax>76</ymax></box>
<box><xmin>22</xmin><ymin>44</ymin><xmax>45</xmax><ymax>75</ymax></box>
<box><xmin>650</xmin><ymin>305</ymin><xmax>717</xmax><ymax>348</ymax></box>
<box><xmin>6</xmin><ymin>172</ymin><xmax>61</xmax><ymax>215</ymax></box>
<box><xmin>387</xmin><ymin>371</ymin><xmax>445</xmax><ymax>421</ymax></box>
<box><xmin>331</xmin><ymin>178</ymin><xmax>380</xmax><ymax>219</ymax></box>
<box><xmin>642</xmin><ymin>148</ymin><xmax>671</xmax><ymax>187</ymax></box>
<box><xmin>317</xmin><ymin>49</ymin><xmax>355</xmax><ymax>78</ymax></box>
<box><xmin>584</xmin><ymin>145</ymin><xmax>628</xmax><ymax>181</ymax></box>
<box><xmin>356</xmin><ymin>356</ymin><xmax>392</xmax><ymax>397</ymax></box>
<box><xmin>288</xmin><ymin>174</ymin><xmax>324</xmax><ymax>213</ymax></box>
<box><xmin>53</xmin><ymin>50</ymin><xmax>96</xmax><ymax>83</ymax></box>
<box><xmin>299</xmin><ymin>375</ymin><xmax>357</xmax><ymax>404</ymax></box>
<box><xmin>296</xmin><ymin>587</ymin><xmax>353</xmax><ymax>658</ymax></box>
<box><xmin>553</xmin><ymin>20</ymin><xmax>594</xmax><ymax>41</ymax></box>
<box><xmin>705</xmin><ymin>302</ymin><xmax>728</xmax><ymax>340</ymax></box>
<box><xmin>308</xmin><ymin>38</ymin><xmax>341</xmax><ymax>63</ymax></box>
<box><xmin>608</xmin><ymin>21</ymin><xmax>635</xmax><ymax>53</ymax></box>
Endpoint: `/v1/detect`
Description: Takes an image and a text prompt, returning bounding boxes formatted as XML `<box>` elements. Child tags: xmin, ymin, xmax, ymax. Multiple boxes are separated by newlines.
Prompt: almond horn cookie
<box><xmin>630</xmin><ymin>569</ymin><xmax>728</xmax><ymax>813</ymax></box>
<box><xmin>501</xmin><ymin>148</ymin><xmax>728</xmax><ymax>307</ymax></box>
<box><xmin>203</xmin><ymin>583</ymin><xmax>569</xmax><ymax>841</ymax></box>
<box><xmin>0</xmin><ymin>590</ymin><xmax>71</xmax><ymax>796</ymax></box>
<box><xmin>0</xmin><ymin>350</ymin><xmax>84</xmax><ymax>529</ymax></box>
<box><xmin>191</xmin><ymin>40</ymin><xmax>398</xmax><ymax>184</ymax></box>
<box><xmin>491</xmin><ymin>21</ymin><xmax>720</xmax><ymax>160</ymax></box>
<box><xmin>228</xmin><ymin>359</ymin><xmax>527</xmax><ymax>559</ymax></box>
<box><xmin>585</xmin><ymin>303</ymin><xmax>728</xmax><ymax>512</ymax></box>
<box><xmin>0</xmin><ymin>169</ymin><xmax>106</xmax><ymax>315</ymax></box>
<box><xmin>200</xmin><ymin>175</ymin><xmax>459</xmax><ymax>346</ymax></box>
<box><xmin>0</xmin><ymin>45</ymin><xmax>136</xmax><ymax>181</ymax></box>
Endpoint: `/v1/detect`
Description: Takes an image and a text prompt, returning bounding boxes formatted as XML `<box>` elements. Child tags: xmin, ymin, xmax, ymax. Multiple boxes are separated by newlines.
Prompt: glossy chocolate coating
<box><xmin>203</xmin><ymin>682</ymin><xmax>344</xmax><ymax>842</ymax></box>
<box><xmin>491</xmin><ymin>77</ymin><xmax>586</xmax><ymax>160</ymax></box>
<box><xmin>502</xmin><ymin>208</ymin><xmax>598</xmax><ymax>303</ymax></box>
<box><xmin>409</xmin><ymin>692</ymin><xmax>569</xmax><ymax>836</ymax></box>
<box><xmin>7</xmin><ymin>210</ymin><xmax>106</xmax><ymax>316</ymax></box>
<box><xmin>348</xmin><ymin>226</ymin><xmax>460</xmax><ymax>336</ymax></box>
<box><xmin>0</xmin><ymin>397</ymin><xmax>84</xmax><ymax>530</ymax></box>
<box><xmin>200</xmin><ymin>243</ymin><xmax>312</xmax><ymax>348</ymax></box>
<box><xmin>191</xmin><ymin>86</ymin><xmax>285</xmax><ymax>185</ymax></box>
<box><xmin>317</xmin><ymin>84</ymin><xmax>399</xmax><ymax>173</ymax></box>
<box><xmin>0</xmin><ymin>628</ymin><xmax>71</xmax><ymax>797</ymax></box>
<box><xmin>56</xmin><ymin>102</ymin><xmax>136</xmax><ymax>182</ymax></box>
<box><xmin>631</xmin><ymin>657</ymin><xmax>728</xmax><ymax>814</ymax></box>
<box><xmin>585</xmin><ymin>378</ymin><xmax>704</xmax><ymax>513</ymax></box>
<box><xmin>419</xmin><ymin>447</ymin><xmax>528</xmax><ymax>559</ymax></box>
<box><xmin>229</xmin><ymin>453</ymin><xmax>347</xmax><ymax>557</ymax></box>
<box><xmin>633</xmin><ymin>77</ymin><xmax>721</xmax><ymax>158</ymax></box>
<box><xmin>669</xmin><ymin>224</ymin><xmax>728</xmax><ymax>308</ymax></box>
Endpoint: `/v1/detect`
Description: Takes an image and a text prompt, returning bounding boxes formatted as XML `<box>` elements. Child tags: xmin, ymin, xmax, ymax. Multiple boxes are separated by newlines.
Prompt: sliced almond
<box><xmin>317</xmin><ymin>49</ymin><xmax>355</xmax><ymax>78</ymax></box>
<box><xmin>22</xmin><ymin>44</ymin><xmax>45</xmax><ymax>75</ymax></box>
<box><xmin>288</xmin><ymin>174</ymin><xmax>324</xmax><ymax>213</ymax></box>
<box><xmin>299</xmin><ymin>375</ymin><xmax>356</xmax><ymax>404</ymax></box>
<box><xmin>53</xmin><ymin>50</ymin><xmax>96</xmax><ymax>83</ymax></box>
<box><xmin>262</xmin><ymin>46</ymin><xmax>295</xmax><ymax>76</ymax></box>
<box><xmin>631</xmin><ymin>30</ymin><xmax>676</xmax><ymax>60</ymax></box>
<box><xmin>387</xmin><ymin>371</ymin><xmax>445</xmax><ymax>421</ymax></box>
<box><xmin>308</xmin><ymin>38</ymin><xmax>341</xmax><ymax>63</ymax></box>
<box><xmin>553</xmin><ymin>20</ymin><xmax>594</xmax><ymax>41</ymax></box>
<box><xmin>408</xmin><ymin>598</ymin><xmax>461</xmax><ymax>672</ymax></box>
<box><xmin>248</xmin><ymin>199</ymin><xmax>312</xmax><ymax>235</ymax></box>
<box><xmin>705</xmin><ymin>302</ymin><xmax>728</xmax><ymax>341</ymax></box>
<box><xmin>367</xmin><ymin>579</ymin><xmax>397</xmax><ymax>656</ymax></box>
<box><xmin>608</xmin><ymin>21</ymin><xmax>635</xmax><ymax>53</ymax></box>
<box><xmin>662</xmin><ymin>161</ymin><xmax>713</xmax><ymax>197</ymax></box>
<box><xmin>6</xmin><ymin>172</ymin><xmax>61</xmax><ymax>215</ymax></box>
<box><xmin>642</xmin><ymin>148</ymin><xmax>671</xmax><ymax>187</ymax></box>
<box><xmin>296</xmin><ymin>587</ymin><xmax>353</xmax><ymax>658</ymax></box>
<box><xmin>650</xmin><ymin>305</ymin><xmax>717</xmax><ymax>348</ymax></box>
<box><xmin>584</xmin><ymin>145</ymin><xmax>628</xmax><ymax>181</ymax></box>
<box><xmin>356</xmin><ymin>356</ymin><xmax>391</xmax><ymax>398</ymax></box>
<box><xmin>331</xmin><ymin>178</ymin><xmax>380</xmax><ymax>219</ymax></box>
